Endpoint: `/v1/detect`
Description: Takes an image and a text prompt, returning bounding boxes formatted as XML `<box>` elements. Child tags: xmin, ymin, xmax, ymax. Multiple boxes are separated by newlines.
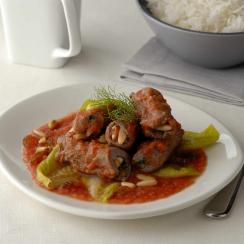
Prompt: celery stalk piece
<box><xmin>82</xmin><ymin>177</ymin><xmax>120</xmax><ymax>203</ymax></box>
<box><xmin>154</xmin><ymin>166</ymin><xmax>200</xmax><ymax>178</ymax></box>
<box><xmin>36</xmin><ymin>145</ymin><xmax>60</xmax><ymax>189</ymax></box>
<box><xmin>80</xmin><ymin>99</ymin><xmax>107</xmax><ymax>111</ymax></box>
<box><xmin>99</xmin><ymin>182</ymin><xmax>120</xmax><ymax>203</ymax></box>
<box><xmin>99</xmin><ymin>183</ymin><xmax>120</xmax><ymax>203</ymax></box>
<box><xmin>80</xmin><ymin>99</ymin><xmax>95</xmax><ymax>111</ymax></box>
<box><xmin>36</xmin><ymin>145</ymin><xmax>80</xmax><ymax>189</ymax></box>
<box><xmin>82</xmin><ymin>176</ymin><xmax>103</xmax><ymax>200</ymax></box>
<box><xmin>49</xmin><ymin>165</ymin><xmax>81</xmax><ymax>188</ymax></box>
<box><xmin>180</xmin><ymin>124</ymin><xmax>220</xmax><ymax>150</ymax></box>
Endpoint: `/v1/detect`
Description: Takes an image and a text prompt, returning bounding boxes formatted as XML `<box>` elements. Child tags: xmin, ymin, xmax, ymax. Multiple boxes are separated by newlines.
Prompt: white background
<box><xmin>0</xmin><ymin>0</ymin><xmax>244</xmax><ymax>243</ymax></box>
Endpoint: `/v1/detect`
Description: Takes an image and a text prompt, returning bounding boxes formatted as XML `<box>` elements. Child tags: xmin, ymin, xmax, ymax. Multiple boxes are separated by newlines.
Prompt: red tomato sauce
<box><xmin>22</xmin><ymin>113</ymin><xmax>207</xmax><ymax>204</ymax></box>
<box><xmin>109</xmin><ymin>150</ymin><xmax>206</xmax><ymax>204</ymax></box>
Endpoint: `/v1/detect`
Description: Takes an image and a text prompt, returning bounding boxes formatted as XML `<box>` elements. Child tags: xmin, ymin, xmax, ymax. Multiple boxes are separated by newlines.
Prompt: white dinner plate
<box><xmin>0</xmin><ymin>82</ymin><xmax>243</xmax><ymax>219</ymax></box>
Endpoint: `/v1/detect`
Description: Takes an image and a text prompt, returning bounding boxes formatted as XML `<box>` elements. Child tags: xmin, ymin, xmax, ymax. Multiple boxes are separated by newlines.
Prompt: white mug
<box><xmin>0</xmin><ymin>0</ymin><xmax>82</xmax><ymax>68</ymax></box>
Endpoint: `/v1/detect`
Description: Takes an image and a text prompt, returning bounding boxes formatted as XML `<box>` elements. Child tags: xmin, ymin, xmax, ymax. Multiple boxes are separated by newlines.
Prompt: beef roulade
<box><xmin>57</xmin><ymin>135</ymin><xmax>131</xmax><ymax>181</ymax></box>
<box><xmin>142</xmin><ymin>116</ymin><xmax>183</xmax><ymax>140</ymax></box>
<box><xmin>130</xmin><ymin>87</ymin><xmax>171</xmax><ymax>129</ymax></box>
<box><xmin>130</xmin><ymin>87</ymin><xmax>183</xmax><ymax>140</ymax></box>
<box><xmin>71</xmin><ymin>108</ymin><xmax>105</xmax><ymax>139</ymax></box>
<box><xmin>132</xmin><ymin>129</ymin><xmax>183</xmax><ymax>172</ymax></box>
<box><xmin>105</xmin><ymin>121</ymin><xmax>137</xmax><ymax>150</ymax></box>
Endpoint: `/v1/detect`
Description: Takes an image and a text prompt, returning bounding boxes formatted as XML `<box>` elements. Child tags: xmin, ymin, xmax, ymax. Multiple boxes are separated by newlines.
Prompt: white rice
<box><xmin>146</xmin><ymin>0</ymin><xmax>244</xmax><ymax>33</ymax></box>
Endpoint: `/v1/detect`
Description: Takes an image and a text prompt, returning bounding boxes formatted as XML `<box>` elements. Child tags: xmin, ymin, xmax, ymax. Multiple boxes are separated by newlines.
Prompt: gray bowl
<box><xmin>137</xmin><ymin>0</ymin><xmax>244</xmax><ymax>69</ymax></box>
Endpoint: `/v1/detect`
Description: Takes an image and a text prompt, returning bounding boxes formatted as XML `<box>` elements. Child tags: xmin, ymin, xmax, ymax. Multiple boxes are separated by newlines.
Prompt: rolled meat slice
<box><xmin>105</xmin><ymin>121</ymin><xmax>137</xmax><ymax>150</ymax></box>
<box><xmin>130</xmin><ymin>87</ymin><xmax>171</xmax><ymax>129</ymax></box>
<box><xmin>142</xmin><ymin>116</ymin><xmax>182</xmax><ymax>140</ymax></box>
<box><xmin>132</xmin><ymin>129</ymin><xmax>183</xmax><ymax>172</ymax></box>
<box><xmin>57</xmin><ymin>135</ymin><xmax>131</xmax><ymax>181</ymax></box>
<box><xmin>71</xmin><ymin>108</ymin><xmax>105</xmax><ymax>139</ymax></box>
<box><xmin>131</xmin><ymin>87</ymin><xmax>183</xmax><ymax>140</ymax></box>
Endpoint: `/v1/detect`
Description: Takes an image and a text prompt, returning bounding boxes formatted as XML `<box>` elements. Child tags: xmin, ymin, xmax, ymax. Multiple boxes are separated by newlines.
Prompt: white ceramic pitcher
<box><xmin>0</xmin><ymin>0</ymin><xmax>82</xmax><ymax>68</ymax></box>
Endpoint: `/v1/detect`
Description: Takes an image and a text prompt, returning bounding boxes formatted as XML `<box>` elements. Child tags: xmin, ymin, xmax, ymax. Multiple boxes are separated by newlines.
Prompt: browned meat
<box><xmin>142</xmin><ymin>116</ymin><xmax>182</xmax><ymax>140</ymax></box>
<box><xmin>71</xmin><ymin>109</ymin><xmax>105</xmax><ymax>139</ymax></box>
<box><xmin>57</xmin><ymin>134</ymin><xmax>131</xmax><ymax>181</ymax></box>
<box><xmin>131</xmin><ymin>87</ymin><xmax>184</xmax><ymax>172</ymax></box>
<box><xmin>132</xmin><ymin>128</ymin><xmax>183</xmax><ymax>172</ymax></box>
<box><xmin>105</xmin><ymin>121</ymin><xmax>137</xmax><ymax>150</ymax></box>
<box><xmin>130</xmin><ymin>87</ymin><xmax>171</xmax><ymax>129</ymax></box>
<box><xmin>131</xmin><ymin>87</ymin><xmax>183</xmax><ymax>144</ymax></box>
<box><xmin>131</xmin><ymin>88</ymin><xmax>182</xmax><ymax>144</ymax></box>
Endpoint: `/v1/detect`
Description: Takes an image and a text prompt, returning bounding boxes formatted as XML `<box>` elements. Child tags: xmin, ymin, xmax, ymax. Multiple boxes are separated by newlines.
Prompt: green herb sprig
<box><xmin>93</xmin><ymin>86</ymin><xmax>137</xmax><ymax>123</ymax></box>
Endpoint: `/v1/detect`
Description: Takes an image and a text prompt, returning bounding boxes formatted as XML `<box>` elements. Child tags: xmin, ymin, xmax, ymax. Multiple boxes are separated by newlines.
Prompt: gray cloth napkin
<box><xmin>121</xmin><ymin>37</ymin><xmax>244</xmax><ymax>106</ymax></box>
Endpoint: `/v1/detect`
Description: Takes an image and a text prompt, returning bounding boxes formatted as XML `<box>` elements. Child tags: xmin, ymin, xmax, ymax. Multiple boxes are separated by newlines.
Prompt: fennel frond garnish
<box><xmin>93</xmin><ymin>86</ymin><xmax>137</xmax><ymax>123</ymax></box>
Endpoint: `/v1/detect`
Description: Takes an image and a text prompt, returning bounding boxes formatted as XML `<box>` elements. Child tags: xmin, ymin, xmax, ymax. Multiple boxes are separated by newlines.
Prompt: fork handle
<box><xmin>204</xmin><ymin>164</ymin><xmax>244</xmax><ymax>219</ymax></box>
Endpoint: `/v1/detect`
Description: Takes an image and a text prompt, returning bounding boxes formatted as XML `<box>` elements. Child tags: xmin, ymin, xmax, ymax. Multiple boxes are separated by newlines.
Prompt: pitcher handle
<box><xmin>52</xmin><ymin>0</ymin><xmax>82</xmax><ymax>58</ymax></box>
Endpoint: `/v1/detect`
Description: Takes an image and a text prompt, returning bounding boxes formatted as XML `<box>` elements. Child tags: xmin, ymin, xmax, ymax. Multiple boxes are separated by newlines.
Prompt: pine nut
<box><xmin>157</xmin><ymin>124</ymin><xmax>172</xmax><ymax>131</ymax></box>
<box><xmin>111</xmin><ymin>126</ymin><xmax>118</xmax><ymax>140</ymax></box>
<box><xmin>136</xmin><ymin>174</ymin><xmax>155</xmax><ymax>181</ymax></box>
<box><xmin>118</xmin><ymin>128</ymin><xmax>127</xmax><ymax>145</ymax></box>
<box><xmin>121</xmin><ymin>182</ymin><xmax>136</xmax><ymax>188</ymax></box>
<box><xmin>86</xmin><ymin>160</ymin><xmax>97</xmax><ymax>170</ymax></box>
<box><xmin>111</xmin><ymin>134</ymin><xmax>116</xmax><ymax>140</ymax></box>
<box><xmin>136</xmin><ymin>179</ymin><xmax>157</xmax><ymax>187</ymax></box>
<box><xmin>35</xmin><ymin>146</ymin><xmax>49</xmax><ymax>153</ymax></box>
<box><xmin>73</xmin><ymin>133</ymin><xmax>86</xmax><ymax>140</ymax></box>
<box><xmin>48</xmin><ymin>119</ymin><xmax>58</xmax><ymax>129</ymax></box>
<box><xmin>38</xmin><ymin>137</ymin><xmax>46</xmax><ymax>144</ymax></box>
<box><xmin>33</xmin><ymin>129</ymin><xmax>46</xmax><ymax>138</ymax></box>
<box><xmin>114</xmin><ymin>157</ymin><xmax>124</xmax><ymax>167</ymax></box>
<box><xmin>68</xmin><ymin>127</ymin><xmax>75</xmax><ymax>133</ymax></box>
<box><xmin>98</xmin><ymin>134</ymin><xmax>106</xmax><ymax>143</ymax></box>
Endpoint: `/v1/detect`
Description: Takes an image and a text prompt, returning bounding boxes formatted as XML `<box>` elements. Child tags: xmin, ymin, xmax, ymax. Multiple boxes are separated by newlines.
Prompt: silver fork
<box><xmin>204</xmin><ymin>164</ymin><xmax>244</xmax><ymax>219</ymax></box>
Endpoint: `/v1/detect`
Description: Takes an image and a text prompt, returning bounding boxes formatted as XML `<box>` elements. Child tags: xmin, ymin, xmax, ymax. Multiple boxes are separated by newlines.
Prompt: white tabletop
<box><xmin>1</xmin><ymin>0</ymin><xmax>244</xmax><ymax>243</ymax></box>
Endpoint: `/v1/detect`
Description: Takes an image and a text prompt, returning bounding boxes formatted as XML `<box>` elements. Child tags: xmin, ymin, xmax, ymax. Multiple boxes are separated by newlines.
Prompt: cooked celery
<box><xmin>36</xmin><ymin>145</ymin><xmax>80</xmax><ymax>189</ymax></box>
<box><xmin>36</xmin><ymin>145</ymin><xmax>60</xmax><ymax>189</ymax></box>
<box><xmin>82</xmin><ymin>177</ymin><xmax>120</xmax><ymax>203</ymax></box>
<box><xmin>154</xmin><ymin>166</ymin><xmax>200</xmax><ymax>178</ymax></box>
<box><xmin>98</xmin><ymin>183</ymin><xmax>120</xmax><ymax>203</ymax></box>
<box><xmin>49</xmin><ymin>165</ymin><xmax>81</xmax><ymax>188</ymax></box>
<box><xmin>180</xmin><ymin>124</ymin><xmax>220</xmax><ymax>150</ymax></box>
<box><xmin>82</xmin><ymin>176</ymin><xmax>103</xmax><ymax>200</ymax></box>
<box><xmin>80</xmin><ymin>99</ymin><xmax>96</xmax><ymax>111</ymax></box>
<box><xmin>80</xmin><ymin>99</ymin><xmax>106</xmax><ymax>111</ymax></box>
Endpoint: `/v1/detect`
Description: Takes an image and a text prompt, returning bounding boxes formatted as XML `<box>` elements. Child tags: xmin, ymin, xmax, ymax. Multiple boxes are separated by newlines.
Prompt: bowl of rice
<box><xmin>137</xmin><ymin>0</ymin><xmax>244</xmax><ymax>68</ymax></box>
